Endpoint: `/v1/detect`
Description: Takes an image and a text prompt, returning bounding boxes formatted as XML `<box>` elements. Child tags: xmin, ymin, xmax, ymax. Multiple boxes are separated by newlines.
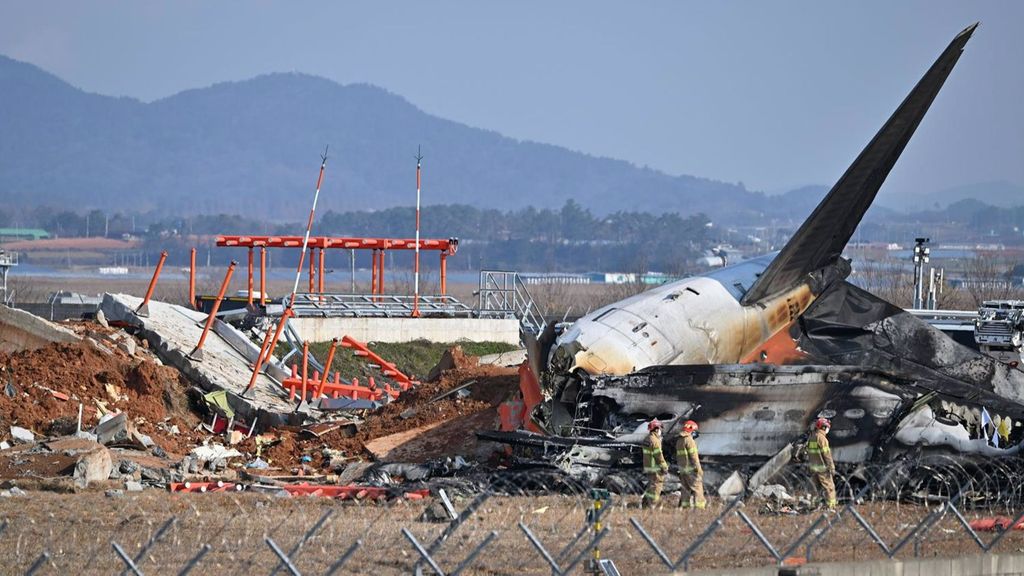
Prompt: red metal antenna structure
<box><xmin>244</xmin><ymin>147</ymin><xmax>329</xmax><ymax>397</ymax></box>
<box><xmin>412</xmin><ymin>146</ymin><xmax>423</xmax><ymax>318</ymax></box>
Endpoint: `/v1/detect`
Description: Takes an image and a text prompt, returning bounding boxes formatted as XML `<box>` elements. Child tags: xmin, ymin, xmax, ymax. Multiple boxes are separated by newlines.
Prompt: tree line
<box><xmin>6</xmin><ymin>202</ymin><xmax>712</xmax><ymax>274</ymax></box>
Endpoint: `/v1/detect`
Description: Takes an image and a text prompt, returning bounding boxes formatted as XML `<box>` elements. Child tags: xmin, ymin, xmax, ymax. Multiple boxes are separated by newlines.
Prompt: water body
<box><xmin>12</xmin><ymin>263</ymin><xmax>484</xmax><ymax>285</ymax></box>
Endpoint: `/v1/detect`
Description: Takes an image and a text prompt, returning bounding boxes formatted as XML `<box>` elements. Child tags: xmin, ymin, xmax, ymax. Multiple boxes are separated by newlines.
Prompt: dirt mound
<box><xmin>0</xmin><ymin>338</ymin><xmax>519</xmax><ymax>477</ymax></box>
<box><xmin>236</xmin><ymin>358</ymin><xmax>519</xmax><ymax>470</ymax></box>
<box><xmin>0</xmin><ymin>341</ymin><xmax>199</xmax><ymax>455</ymax></box>
<box><xmin>426</xmin><ymin>345</ymin><xmax>480</xmax><ymax>382</ymax></box>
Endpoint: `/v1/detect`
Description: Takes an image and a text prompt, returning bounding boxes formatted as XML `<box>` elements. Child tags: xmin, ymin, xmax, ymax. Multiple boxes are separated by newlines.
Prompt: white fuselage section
<box><xmin>552</xmin><ymin>254</ymin><xmax>815</xmax><ymax>376</ymax></box>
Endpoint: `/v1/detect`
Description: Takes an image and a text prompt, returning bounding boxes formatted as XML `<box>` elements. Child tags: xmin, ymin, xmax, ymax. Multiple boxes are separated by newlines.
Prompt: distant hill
<box><xmin>0</xmin><ymin>55</ymin><xmax>769</xmax><ymax>221</ymax></box>
<box><xmin>876</xmin><ymin>181</ymin><xmax>1024</xmax><ymax>212</ymax></box>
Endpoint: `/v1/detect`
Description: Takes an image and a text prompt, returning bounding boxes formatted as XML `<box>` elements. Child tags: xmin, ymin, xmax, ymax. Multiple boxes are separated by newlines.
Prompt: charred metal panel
<box><xmin>584</xmin><ymin>365</ymin><xmax>914</xmax><ymax>461</ymax></box>
<box><xmin>798</xmin><ymin>281</ymin><xmax>1024</xmax><ymax>413</ymax></box>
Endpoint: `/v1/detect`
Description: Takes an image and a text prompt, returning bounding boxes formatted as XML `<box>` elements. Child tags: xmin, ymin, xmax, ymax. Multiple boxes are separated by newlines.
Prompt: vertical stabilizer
<box><xmin>741</xmin><ymin>24</ymin><xmax>977</xmax><ymax>305</ymax></box>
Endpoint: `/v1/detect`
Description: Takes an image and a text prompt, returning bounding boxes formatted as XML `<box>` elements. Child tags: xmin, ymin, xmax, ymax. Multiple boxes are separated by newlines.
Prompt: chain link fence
<box><xmin>4</xmin><ymin>463</ymin><xmax>1024</xmax><ymax>575</ymax></box>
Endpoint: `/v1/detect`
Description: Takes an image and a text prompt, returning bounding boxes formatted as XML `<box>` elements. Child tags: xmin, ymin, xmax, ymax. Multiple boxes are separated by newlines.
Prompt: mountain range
<box><xmin>0</xmin><ymin>54</ymin><xmax>1019</xmax><ymax>225</ymax></box>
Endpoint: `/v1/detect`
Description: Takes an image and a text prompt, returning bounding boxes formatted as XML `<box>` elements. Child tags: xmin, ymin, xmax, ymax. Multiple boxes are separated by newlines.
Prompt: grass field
<box><xmin>278</xmin><ymin>339</ymin><xmax>521</xmax><ymax>382</ymax></box>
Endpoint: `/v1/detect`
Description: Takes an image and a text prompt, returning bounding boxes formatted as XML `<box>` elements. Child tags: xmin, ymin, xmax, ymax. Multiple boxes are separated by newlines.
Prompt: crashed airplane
<box><xmin>484</xmin><ymin>23</ymin><xmax>1024</xmax><ymax>489</ymax></box>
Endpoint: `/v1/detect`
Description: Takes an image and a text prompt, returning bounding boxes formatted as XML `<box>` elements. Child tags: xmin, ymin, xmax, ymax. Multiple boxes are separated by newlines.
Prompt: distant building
<box><xmin>0</xmin><ymin>228</ymin><xmax>50</xmax><ymax>242</ymax></box>
<box><xmin>520</xmin><ymin>273</ymin><xmax>591</xmax><ymax>285</ymax></box>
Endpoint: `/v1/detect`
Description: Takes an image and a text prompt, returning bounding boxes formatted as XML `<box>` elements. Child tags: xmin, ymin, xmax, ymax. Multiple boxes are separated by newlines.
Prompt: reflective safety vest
<box><xmin>807</xmin><ymin>429</ymin><xmax>833</xmax><ymax>473</ymax></box>
<box><xmin>676</xmin><ymin>434</ymin><xmax>701</xmax><ymax>475</ymax></box>
<box><xmin>642</xmin><ymin>433</ymin><xmax>667</xmax><ymax>473</ymax></box>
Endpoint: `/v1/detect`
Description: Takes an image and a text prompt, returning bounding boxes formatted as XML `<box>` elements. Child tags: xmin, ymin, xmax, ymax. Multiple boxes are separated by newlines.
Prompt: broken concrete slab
<box><xmin>191</xmin><ymin>444</ymin><xmax>242</xmax><ymax>461</ymax></box>
<box><xmin>364</xmin><ymin>419</ymin><xmax>450</xmax><ymax>460</ymax></box>
<box><xmin>117</xmin><ymin>338</ymin><xmax>137</xmax><ymax>356</ymax></box>
<box><xmin>95</xmin><ymin>413</ymin><xmax>128</xmax><ymax>445</ymax></box>
<box><xmin>718</xmin><ymin>470</ymin><xmax>745</xmax><ymax>502</ymax></box>
<box><xmin>101</xmin><ymin>293</ymin><xmax>297</xmax><ymax>429</ymax></box>
<box><xmin>10</xmin><ymin>426</ymin><xmax>35</xmax><ymax>444</ymax></box>
<box><xmin>74</xmin><ymin>446</ymin><xmax>113</xmax><ymax>488</ymax></box>
<box><xmin>43</xmin><ymin>436</ymin><xmax>107</xmax><ymax>454</ymax></box>
<box><xmin>477</xmin><ymin>348</ymin><xmax>527</xmax><ymax>368</ymax></box>
<box><xmin>0</xmin><ymin>304</ymin><xmax>81</xmax><ymax>353</ymax></box>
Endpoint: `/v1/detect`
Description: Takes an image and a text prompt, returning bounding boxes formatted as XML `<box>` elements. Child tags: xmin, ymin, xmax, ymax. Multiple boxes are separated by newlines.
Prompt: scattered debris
<box><xmin>10</xmin><ymin>426</ymin><xmax>35</xmax><ymax>444</ymax></box>
<box><xmin>73</xmin><ymin>445</ymin><xmax>113</xmax><ymax>488</ymax></box>
<box><xmin>95</xmin><ymin>412</ymin><xmax>127</xmax><ymax>445</ymax></box>
<box><xmin>0</xmin><ymin>304</ymin><xmax>519</xmax><ymax>497</ymax></box>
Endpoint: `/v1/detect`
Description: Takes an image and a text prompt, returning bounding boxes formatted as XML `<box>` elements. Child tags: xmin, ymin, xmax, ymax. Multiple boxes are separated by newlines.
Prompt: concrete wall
<box><xmin>16</xmin><ymin>302</ymin><xmax>99</xmax><ymax>322</ymax></box>
<box><xmin>693</xmin><ymin>552</ymin><xmax>1024</xmax><ymax>576</ymax></box>
<box><xmin>0</xmin><ymin>305</ymin><xmax>81</xmax><ymax>353</ymax></box>
<box><xmin>289</xmin><ymin>316</ymin><xmax>521</xmax><ymax>345</ymax></box>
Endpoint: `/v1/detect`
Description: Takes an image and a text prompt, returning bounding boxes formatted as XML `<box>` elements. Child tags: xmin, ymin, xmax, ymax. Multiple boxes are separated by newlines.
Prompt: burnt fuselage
<box><xmin>581</xmin><ymin>363</ymin><xmax>1024</xmax><ymax>464</ymax></box>
<box><xmin>548</xmin><ymin>254</ymin><xmax>814</xmax><ymax>380</ymax></box>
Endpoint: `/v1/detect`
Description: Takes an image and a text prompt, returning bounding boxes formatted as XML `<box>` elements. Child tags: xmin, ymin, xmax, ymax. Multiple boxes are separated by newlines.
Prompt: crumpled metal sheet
<box><xmin>797</xmin><ymin>281</ymin><xmax>1024</xmax><ymax>416</ymax></box>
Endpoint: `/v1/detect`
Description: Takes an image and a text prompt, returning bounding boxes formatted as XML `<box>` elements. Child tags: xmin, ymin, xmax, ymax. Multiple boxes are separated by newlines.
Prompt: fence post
<box><xmin>136</xmin><ymin>250</ymin><xmax>168</xmax><ymax>317</ymax></box>
<box><xmin>188</xmin><ymin>261</ymin><xmax>236</xmax><ymax>362</ymax></box>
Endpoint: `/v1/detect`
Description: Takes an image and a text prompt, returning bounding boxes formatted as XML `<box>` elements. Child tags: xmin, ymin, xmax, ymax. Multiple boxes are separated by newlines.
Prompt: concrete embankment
<box><xmin>694</xmin><ymin>552</ymin><xmax>1024</xmax><ymax>576</ymax></box>
<box><xmin>289</xmin><ymin>315</ymin><xmax>521</xmax><ymax>345</ymax></box>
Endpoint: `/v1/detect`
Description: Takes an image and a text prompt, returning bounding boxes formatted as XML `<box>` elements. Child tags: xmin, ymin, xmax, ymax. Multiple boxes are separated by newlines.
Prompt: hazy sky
<box><xmin>2</xmin><ymin>1</ymin><xmax>1022</xmax><ymax>198</ymax></box>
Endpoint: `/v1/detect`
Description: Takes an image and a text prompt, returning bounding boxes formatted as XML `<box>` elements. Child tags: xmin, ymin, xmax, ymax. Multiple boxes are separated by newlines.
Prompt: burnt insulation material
<box><xmin>797</xmin><ymin>281</ymin><xmax>1024</xmax><ymax>416</ymax></box>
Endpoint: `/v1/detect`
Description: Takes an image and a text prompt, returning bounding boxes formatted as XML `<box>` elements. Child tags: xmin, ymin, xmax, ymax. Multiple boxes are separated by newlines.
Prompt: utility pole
<box><xmin>912</xmin><ymin>237</ymin><xmax>930</xmax><ymax>309</ymax></box>
<box><xmin>412</xmin><ymin>146</ymin><xmax>423</xmax><ymax>318</ymax></box>
<box><xmin>246</xmin><ymin>146</ymin><xmax>329</xmax><ymax>397</ymax></box>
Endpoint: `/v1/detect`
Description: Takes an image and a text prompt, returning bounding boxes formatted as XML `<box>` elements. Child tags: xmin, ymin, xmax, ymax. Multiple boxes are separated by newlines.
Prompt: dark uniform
<box><xmin>807</xmin><ymin>427</ymin><xmax>837</xmax><ymax>509</ymax></box>
<box><xmin>641</xmin><ymin>430</ymin><xmax>668</xmax><ymax>508</ymax></box>
<box><xmin>676</xmin><ymin>431</ymin><xmax>706</xmax><ymax>509</ymax></box>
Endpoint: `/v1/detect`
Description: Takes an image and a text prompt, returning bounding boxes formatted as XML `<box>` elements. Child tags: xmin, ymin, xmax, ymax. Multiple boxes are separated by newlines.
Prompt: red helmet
<box><xmin>815</xmin><ymin>417</ymin><xmax>831</xmax><ymax>430</ymax></box>
<box><xmin>648</xmin><ymin>419</ymin><xmax>663</xmax><ymax>432</ymax></box>
<box><xmin>683</xmin><ymin>420</ymin><xmax>698</xmax><ymax>432</ymax></box>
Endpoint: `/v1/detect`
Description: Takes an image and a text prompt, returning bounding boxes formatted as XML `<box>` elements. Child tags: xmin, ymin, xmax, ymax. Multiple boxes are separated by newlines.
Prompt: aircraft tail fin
<box><xmin>741</xmin><ymin>23</ymin><xmax>977</xmax><ymax>305</ymax></box>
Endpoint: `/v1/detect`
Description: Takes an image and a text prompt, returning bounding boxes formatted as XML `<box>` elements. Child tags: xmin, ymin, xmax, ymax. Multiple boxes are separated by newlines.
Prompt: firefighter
<box><xmin>807</xmin><ymin>417</ymin><xmax>837</xmax><ymax>510</ymax></box>
<box><xmin>641</xmin><ymin>419</ymin><xmax>669</xmax><ymax>508</ymax></box>
<box><xmin>676</xmin><ymin>420</ymin><xmax>706</xmax><ymax>509</ymax></box>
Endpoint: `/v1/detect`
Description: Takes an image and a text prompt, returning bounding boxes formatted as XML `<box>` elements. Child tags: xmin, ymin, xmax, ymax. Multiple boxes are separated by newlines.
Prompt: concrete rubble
<box><xmin>0</xmin><ymin>300</ymin><xmax>521</xmax><ymax>497</ymax></box>
<box><xmin>73</xmin><ymin>444</ymin><xmax>113</xmax><ymax>488</ymax></box>
<box><xmin>100</xmin><ymin>293</ymin><xmax>297</xmax><ymax>428</ymax></box>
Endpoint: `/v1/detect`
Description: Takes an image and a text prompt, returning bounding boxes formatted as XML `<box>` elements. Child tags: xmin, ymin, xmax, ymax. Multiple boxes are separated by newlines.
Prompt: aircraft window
<box><xmin>593</xmin><ymin>308</ymin><xmax>616</xmax><ymax>321</ymax></box>
<box><xmin>664</xmin><ymin>292</ymin><xmax>681</xmax><ymax>301</ymax></box>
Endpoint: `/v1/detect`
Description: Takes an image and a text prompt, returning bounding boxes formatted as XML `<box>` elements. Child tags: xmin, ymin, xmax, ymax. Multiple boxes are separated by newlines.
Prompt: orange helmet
<box><xmin>648</xmin><ymin>419</ymin><xmax>663</xmax><ymax>432</ymax></box>
<box><xmin>683</xmin><ymin>420</ymin><xmax>698</xmax><ymax>432</ymax></box>
<box><xmin>815</xmin><ymin>417</ymin><xmax>831</xmax><ymax>430</ymax></box>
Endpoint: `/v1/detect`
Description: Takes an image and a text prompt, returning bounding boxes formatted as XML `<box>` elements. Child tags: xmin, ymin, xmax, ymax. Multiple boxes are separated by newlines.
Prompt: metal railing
<box><xmin>477</xmin><ymin>270</ymin><xmax>546</xmax><ymax>335</ymax></box>
<box><xmin>288</xmin><ymin>293</ymin><xmax>473</xmax><ymax>318</ymax></box>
